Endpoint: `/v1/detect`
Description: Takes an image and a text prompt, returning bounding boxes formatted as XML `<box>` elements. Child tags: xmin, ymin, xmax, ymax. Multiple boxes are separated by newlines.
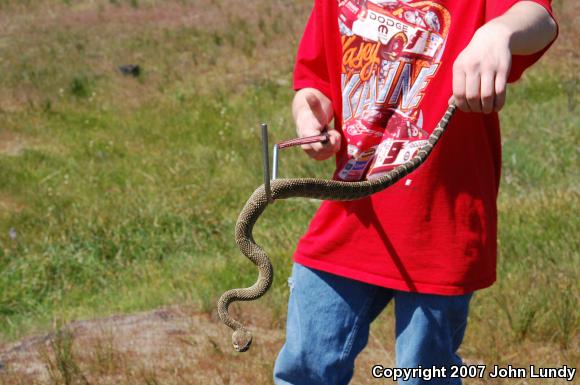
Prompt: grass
<box><xmin>0</xmin><ymin>0</ymin><xmax>578</xmax><ymax>383</ymax></box>
<box><xmin>0</xmin><ymin>0</ymin><xmax>313</xmax><ymax>336</ymax></box>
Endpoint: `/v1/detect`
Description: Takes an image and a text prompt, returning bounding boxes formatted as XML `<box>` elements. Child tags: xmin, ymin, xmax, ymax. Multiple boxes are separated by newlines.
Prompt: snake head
<box><xmin>232</xmin><ymin>329</ymin><xmax>252</xmax><ymax>352</ymax></box>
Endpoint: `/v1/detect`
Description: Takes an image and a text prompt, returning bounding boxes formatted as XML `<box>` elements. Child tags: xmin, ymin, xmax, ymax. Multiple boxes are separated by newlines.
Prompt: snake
<box><xmin>217</xmin><ymin>103</ymin><xmax>457</xmax><ymax>352</ymax></box>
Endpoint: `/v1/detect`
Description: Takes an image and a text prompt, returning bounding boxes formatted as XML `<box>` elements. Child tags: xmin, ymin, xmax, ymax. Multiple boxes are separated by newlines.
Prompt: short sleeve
<box><xmin>486</xmin><ymin>0</ymin><xmax>558</xmax><ymax>82</ymax></box>
<box><xmin>293</xmin><ymin>2</ymin><xmax>332</xmax><ymax>98</ymax></box>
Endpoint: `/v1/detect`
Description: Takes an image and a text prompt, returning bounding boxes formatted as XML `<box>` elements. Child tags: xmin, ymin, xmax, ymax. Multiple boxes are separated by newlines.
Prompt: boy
<box><xmin>274</xmin><ymin>1</ymin><xmax>557</xmax><ymax>384</ymax></box>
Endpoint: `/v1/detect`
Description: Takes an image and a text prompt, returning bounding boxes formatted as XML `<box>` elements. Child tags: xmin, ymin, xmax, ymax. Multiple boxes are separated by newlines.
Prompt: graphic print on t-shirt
<box><xmin>337</xmin><ymin>0</ymin><xmax>451</xmax><ymax>180</ymax></box>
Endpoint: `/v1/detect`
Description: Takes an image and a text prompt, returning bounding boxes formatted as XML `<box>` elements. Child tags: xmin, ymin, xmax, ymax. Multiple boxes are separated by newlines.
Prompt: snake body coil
<box><xmin>218</xmin><ymin>104</ymin><xmax>457</xmax><ymax>352</ymax></box>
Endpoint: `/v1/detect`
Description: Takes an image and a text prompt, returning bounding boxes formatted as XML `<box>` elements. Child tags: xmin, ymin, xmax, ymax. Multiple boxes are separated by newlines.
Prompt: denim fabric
<box><xmin>274</xmin><ymin>263</ymin><xmax>473</xmax><ymax>385</ymax></box>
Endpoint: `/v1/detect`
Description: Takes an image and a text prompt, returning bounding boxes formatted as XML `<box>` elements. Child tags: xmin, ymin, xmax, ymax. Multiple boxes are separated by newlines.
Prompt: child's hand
<box><xmin>452</xmin><ymin>1</ymin><xmax>557</xmax><ymax>114</ymax></box>
<box><xmin>452</xmin><ymin>23</ymin><xmax>512</xmax><ymax>114</ymax></box>
<box><xmin>293</xmin><ymin>88</ymin><xmax>341</xmax><ymax>161</ymax></box>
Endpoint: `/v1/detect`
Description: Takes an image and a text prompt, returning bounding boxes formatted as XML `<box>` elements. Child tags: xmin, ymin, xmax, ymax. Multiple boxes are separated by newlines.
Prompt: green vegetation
<box><xmin>0</xmin><ymin>0</ymin><xmax>316</xmax><ymax>339</ymax></box>
<box><xmin>0</xmin><ymin>0</ymin><xmax>577</xmax><ymax>380</ymax></box>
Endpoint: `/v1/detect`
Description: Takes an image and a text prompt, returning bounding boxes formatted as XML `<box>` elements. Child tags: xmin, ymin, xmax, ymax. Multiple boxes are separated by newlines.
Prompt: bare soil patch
<box><xmin>0</xmin><ymin>194</ymin><xmax>24</xmax><ymax>214</ymax></box>
<box><xmin>0</xmin><ymin>305</ymin><xmax>575</xmax><ymax>384</ymax></box>
<box><xmin>0</xmin><ymin>305</ymin><xmax>396</xmax><ymax>385</ymax></box>
<box><xmin>0</xmin><ymin>131</ymin><xmax>26</xmax><ymax>156</ymax></box>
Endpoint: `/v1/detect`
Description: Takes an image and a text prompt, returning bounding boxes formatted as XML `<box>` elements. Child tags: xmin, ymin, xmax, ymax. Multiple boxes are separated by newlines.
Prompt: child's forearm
<box><xmin>488</xmin><ymin>1</ymin><xmax>557</xmax><ymax>55</ymax></box>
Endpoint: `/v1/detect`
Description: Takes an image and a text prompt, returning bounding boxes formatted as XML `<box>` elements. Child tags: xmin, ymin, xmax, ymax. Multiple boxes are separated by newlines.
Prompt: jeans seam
<box><xmin>451</xmin><ymin>319</ymin><xmax>467</xmax><ymax>342</ymax></box>
<box><xmin>339</xmin><ymin>286</ymin><xmax>378</xmax><ymax>363</ymax></box>
<box><xmin>450</xmin><ymin>294</ymin><xmax>472</xmax><ymax>352</ymax></box>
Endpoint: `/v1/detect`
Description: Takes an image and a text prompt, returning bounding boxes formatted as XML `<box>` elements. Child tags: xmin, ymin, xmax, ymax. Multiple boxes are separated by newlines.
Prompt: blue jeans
<box><xmin>274</xmin><ymin>263</ymin><xmax>473</xmax><ymax>385</ymax></box>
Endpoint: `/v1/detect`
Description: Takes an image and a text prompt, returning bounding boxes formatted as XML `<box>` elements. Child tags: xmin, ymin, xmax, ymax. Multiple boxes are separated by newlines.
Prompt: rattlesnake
<box><xmin>218</xmin><ymin>103</ymin><xmax>457</xmax><ymax>352</ymax></box>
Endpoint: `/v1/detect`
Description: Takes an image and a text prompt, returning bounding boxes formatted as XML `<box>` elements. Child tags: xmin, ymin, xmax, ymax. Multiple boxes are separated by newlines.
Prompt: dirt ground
<box><xmin>0</xmin><ymin>305</ymin><xmax>398</xmax><ymax>384</ymax></box>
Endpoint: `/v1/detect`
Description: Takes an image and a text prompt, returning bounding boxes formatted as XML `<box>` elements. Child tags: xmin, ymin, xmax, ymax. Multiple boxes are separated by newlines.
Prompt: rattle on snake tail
<box><xmin>217</xmin><ymin>103</ymin><xmax>457</xmax><ymax>352</ymax></box>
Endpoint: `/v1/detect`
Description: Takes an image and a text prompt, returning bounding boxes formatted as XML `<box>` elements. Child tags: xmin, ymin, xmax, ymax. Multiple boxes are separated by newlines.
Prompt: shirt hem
<box><xmin>293</xmin><ymin>254</ymin><xmax>496</xmax><ymax>296</ymax></box>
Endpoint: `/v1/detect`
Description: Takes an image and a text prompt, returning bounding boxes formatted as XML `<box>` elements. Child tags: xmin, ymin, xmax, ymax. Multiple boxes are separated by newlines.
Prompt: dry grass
<box><xmin>0</xmin><ymin>305</ymin><xmax>574</xmax><ymax>384</ymax></box>
<box><xmin>0</xmin><ymin>306</ymin><xmax>321</xmax><ymax>384</ymax></box>
<box><xmin>543</xmin><ymin>0</ymin><xmax>579</xmax><ymax>69</ymax></box>
<box><xmin>0</xmin><ymin>0</ymin><xmax>306</xmax><ymax>112</ymax></box>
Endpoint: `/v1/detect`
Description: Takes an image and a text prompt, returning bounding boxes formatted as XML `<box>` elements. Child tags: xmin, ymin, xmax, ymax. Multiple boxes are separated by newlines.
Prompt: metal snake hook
<box><xmin>260</xmin><ymin>123</ymin><xmax>273</xmax><ymax>203</ymax></box>
<box><xmin>261</xmin><ymin>123</ymin><xmax>329</xmax><ymax>203</ymax></box>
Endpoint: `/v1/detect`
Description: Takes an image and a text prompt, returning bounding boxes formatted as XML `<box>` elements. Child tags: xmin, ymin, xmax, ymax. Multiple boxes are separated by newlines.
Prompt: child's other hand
<box><xmin>452</xmin><ymin>23</ymin><xmax>512</xmax><ymax>114</ymax></box>
<box><xmin>293</xmin><ymin>88</ymin><xmax>341</xmax><ymax>161</ymax></box>
<box><xmin>452</xmin><ymin>1</ymin><xmax>557</xmax><ymax>114</ymax></box>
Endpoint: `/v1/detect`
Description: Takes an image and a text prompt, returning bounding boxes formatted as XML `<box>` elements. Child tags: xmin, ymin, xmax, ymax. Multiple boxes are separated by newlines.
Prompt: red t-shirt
<box><xmin>292</xmin><ymin>0</ymin><xmax>556</xmax><ymax>295</ymax></box>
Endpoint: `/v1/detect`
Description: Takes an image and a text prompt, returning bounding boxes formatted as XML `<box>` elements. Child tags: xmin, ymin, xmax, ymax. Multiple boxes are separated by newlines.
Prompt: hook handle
<box><xmin>272</xmin><ymin>133</ymin><xmax>330</xmax><ymax>181</ymax></box>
